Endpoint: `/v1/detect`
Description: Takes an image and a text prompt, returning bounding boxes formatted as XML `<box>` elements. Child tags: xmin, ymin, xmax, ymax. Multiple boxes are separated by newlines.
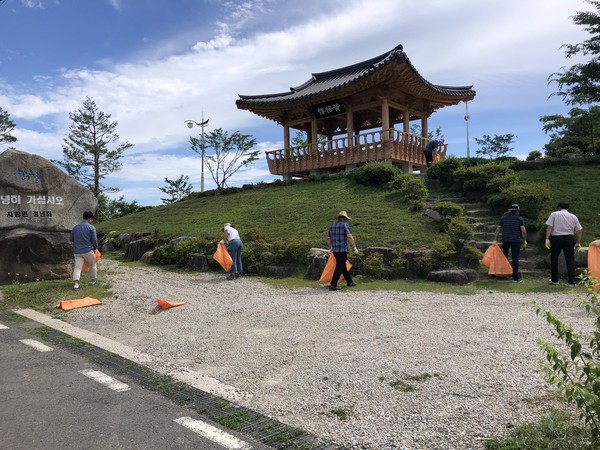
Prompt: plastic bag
<box><xmin>481</xmin><ymin>244</ymin><xmax>512</xmax><ymax>276</ymax></box>
<box><xmin>588</xmin><ymin>240</ymin><xmax>600</xmax><ymax>292</ymax></box>
<box><xmin>56</xmin><ymin>297</ymin><xmax>102</xmax><ymax>310</ymax></box>
<box><xmin>213</xmin><ymin>242</ymin><xmax>233</xmax><ymax>272</ymax></box>
<box><xmin>157</xmin><ymin>299</ymin><xmax>186</xmax><ymax>309</ymax></box>
<box><xmin>319</xmin><ymin>253</ymin><xmax>353</xmax><ymax>283</ymax></box>
<box><xmin>82</xmin><ymin>249</ymin><xmax>102</xmax><ymax>271</ymax></box>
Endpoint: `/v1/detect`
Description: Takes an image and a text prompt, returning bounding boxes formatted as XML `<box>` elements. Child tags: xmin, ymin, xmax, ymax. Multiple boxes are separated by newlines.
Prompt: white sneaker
<box><xmin>73</xmin><ymin>285</ymin><xmax>80</xmax><ymax>290</ymax></box>
<box><xmin>548</xmin><ymin>279</ymin><xmax>559</xmax><ymax>285</ymax></box>
<box><xmin>567</xmin><ymin>283</ymin><xmax>577</xmax><ymax>288</ymax></box>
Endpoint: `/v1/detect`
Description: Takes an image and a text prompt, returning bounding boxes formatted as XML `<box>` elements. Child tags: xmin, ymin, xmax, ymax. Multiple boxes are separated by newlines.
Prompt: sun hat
<box><xmin>438</xmin><ymin>137</ymin><xmax>445</xmax><ymax>143</ymax></box>
<box><xmin>223</xmin><ymin>223</ymin><xmax>231</xmax><ymax>228</ymax></box>
<box><xmin>508</xmin><ymin>204</ymin><xmax>520</xmax><ymax>211</ymax></box>
<box><xmin>337</xmin><ymin>211</ymin><xmax>352</xmax><ymax>221</ymax></box>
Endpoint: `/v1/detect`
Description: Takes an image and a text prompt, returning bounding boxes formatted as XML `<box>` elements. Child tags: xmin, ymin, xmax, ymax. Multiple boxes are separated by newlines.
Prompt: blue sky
<box><xmin>0</xmin><ymin>0</ymin><xmax>591</xmax><ymax>205</ymax></box>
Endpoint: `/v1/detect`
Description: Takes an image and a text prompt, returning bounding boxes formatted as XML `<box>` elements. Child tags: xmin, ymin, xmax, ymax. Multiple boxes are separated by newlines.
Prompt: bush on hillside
<box><xmin>497</xmin><ymin>182</ymin><xmax>551</xmax><ymax>225</ymax></box>
<box><xmin>460</xmin><ymin>245</ymin><xmax>484</xmax><ymax>268</ymax></box>
<box><xmin>447</xmin><ymin>217</ymin><xmax>475</xmax><ymax>246</ymax></box>
<box><xmin>527</xmin><ymin>150</ymin><xmax>543</xmax><ymax>161</ymax></box>
<box><xmin>486</xmin><ymin>172</ymin><xmax>518</xmax><ymax>192</ymax></box>
<box><xmin>425</xmin><ymin>156</ymin><xmax>462</xmax><ymax>185</ymax></box>
<box><xmin>361</xmin><ymin>252</ymin><xmax>386</xmax><ymax>278</ymax></box>
<box><xmin>389</xmin><ymin>173</ymin><xmax>428</xmax><ymax>201</ymax></box>
<box><xmin>272</xmin><ymin>237</ymin><xmax>312</xmax><ymax>265</ymax></box>
<box><xmin>453</xmin><ymin>162</ymin><xmax>513</xmax><ymax>194</ymax></box>
<box><xmin>174</xmin><ymin>237</ymin><xmax>216</xmax><ymax>267</ymax></box>
<box><xmin>348</xmin><ymin>161</ymin><xmax>398</xmax><ymax>186</ymax></box>
<box><xmin>150</xmin><ymin>244</ymin><xmax>176</xmax><ymax>265</ymax></box>
<box><xmin>413</xmin><ymin>240</ymin><xmax>456</xmax><ymax>276</ymax></box>
<box><xmin>244</xmin><ymin>227</ymin><xmax>267</xmax><ymax>242</ymax></box>
<box><xmin>433</xmin><ymin>201</ymin><xmax>464</xmax><ymax>221</ymax></box>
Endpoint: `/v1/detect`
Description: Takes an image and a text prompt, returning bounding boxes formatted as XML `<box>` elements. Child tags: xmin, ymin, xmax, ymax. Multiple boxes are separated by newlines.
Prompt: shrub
<box><xmin>242</xmin><ymin>239</ymin><xmax>272</xmax><ymax>274</ymax></box>
<box><xmin>413</xmin><ymin>240</ymin><xmax>456</xmax><ymax>277</ymax></box>
<box><xmin>271</xmin><ymin>237</ymin><xmax>312</xmax><ymax>265</ymax></box>
<box><xmin>447</xmin><ymin>217</ymin><xmax>475</xmax><ymax>246</ymax></box>
<box><xmin>425</xmin><ymin>156</ymin><xmax>463</xmax><ymax>185</ymax></box>
<box><xmin>150</xmin><ymin>244</ymin><xmax>176</xmax><ymax>265</ymax></box>
<box><xmin>433</xmin><ymin>201</ymin><xmax>464</xmax><ymax>221</ymax></box>
<box><xmin>389</xmin><ymin>173</ymin><xmax>428</xmax><ymax>201</ymax></box>
<box><xmin>461</xmin><ymin>245</ymin><xmax>484</xmax><ymax>268</ymax></box>
<box><xmin>409</xmin><ymin>199</ymin><xmax>425</xmax><ymax>212</ymax></box>
<box><xmin>173</xmin><ymin>237</ymin><xmax>215</xmax><ymax>267</ymax></box>
<box><xmin>361</xmin><ymin>252</ymin><xmax>385</xmax><ymax>278</ymax></box>
<box><xmin>500</xmin><ymin>181</ymin><xmax>551</xmax><ymax>225</ymax></box>
<box><xmin>534</xmin><ymin>276</ymin><xmax>600</xmax><ymax>445</ymax></box>
<box><xmin>453</xmin><ymin>162</ymin><xmax>513</xmax><ymax>194</ymax></box>
<box><xmin>349</xmin><ymin>161</ymin><xmax>398</xmax><ymax>186</ymax></box>
<box><xmin>244</xmin><ymin>227</ymin><xmax>267</xmax><ymax>243</ymax></box>
<box><xmin>486</xmin><ymin>172</ymin><xmax>518</xmax><ymax>192</ymax></box>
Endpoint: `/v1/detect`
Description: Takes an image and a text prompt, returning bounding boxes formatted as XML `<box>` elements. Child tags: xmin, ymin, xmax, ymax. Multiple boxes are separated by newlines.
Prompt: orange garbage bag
<box><xmin>56</xmin><ymin>297</ymin><xmax>102</xmax><ymax>310</ymax></box>
<box><xmin>213</xmin><ymin>243</ymin><xmax>233</xmax><ymax>272</ymax></box>
<box><xmin>319</xmin><ymin>253</ymin><xmax>353</xmax><ymax>283</ymax></box>
<box><xmin>82</xmin><ymin>249</ymin><xmax>102</xmax><ymax>271</ymax></box>
<box><xmin>481</xmin><ymin>244</ymin><xmax>512</xmax><ymax>277</ymax></box>
<box><xmin>588</xmin><ymin>240</ymin><xmax>600</xmax><ymax>292</ymax></box>
<box><xmin>157</xmin><ymin>299</ymin><xmax>186</xmax><ymax>309</ymax></box>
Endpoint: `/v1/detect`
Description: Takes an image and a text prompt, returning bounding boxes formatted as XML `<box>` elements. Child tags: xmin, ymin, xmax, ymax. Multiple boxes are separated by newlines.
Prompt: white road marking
<box><xmin>14</xmin><ymin>308</ymin><xmax>251</xmax><ymax>403</ymax></box>
<box><xmin>174</xmin><ymin>417</ymin><xmax>253</xmax><ymax>450</ymax></box>
<box><xmin>79</xmin><ymin>369</ymin><xmax>131</xmax><ymax>392</ymax></box>
<box><xmin>19</xmin><ymin>339</ymin><xmax>53</xmax><ymax>352</ymax></box>
<box><xmin>0</xmin><ymin>322</ymin><xmax>8</xmax><ymax>329</ymax></box>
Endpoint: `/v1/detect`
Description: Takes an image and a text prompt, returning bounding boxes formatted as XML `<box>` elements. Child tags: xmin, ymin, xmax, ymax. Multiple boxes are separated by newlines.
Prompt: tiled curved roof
<box><xmin>236</xmin><ymin>44</ymin><xmax>475</xmax><ymax>107</ymax></box>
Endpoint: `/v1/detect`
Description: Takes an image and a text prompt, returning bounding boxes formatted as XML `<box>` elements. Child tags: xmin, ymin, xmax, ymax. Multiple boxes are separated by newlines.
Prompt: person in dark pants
<box><xmin>545</xmin><ymin>202</ymin><xmax>583</xmax><ymax>287</ymax></box>
<box><xmin>70</xmin><ymin>210</ymin><xmax>98</xmax><ymax>290</ymax></box>
<box><xmin>327</xmin><ymin>211</ymin><xmax>359</xmax><ymax>291</ymax></box>
<box><xmin>493</xmin><ymin>204</ymin><xmax>527</xmax><ymax>282</ymax></box>
<box><xmin>423</xmin><ymin>137</ymin><xmax>444</xmax><ymax>167</ymax></box>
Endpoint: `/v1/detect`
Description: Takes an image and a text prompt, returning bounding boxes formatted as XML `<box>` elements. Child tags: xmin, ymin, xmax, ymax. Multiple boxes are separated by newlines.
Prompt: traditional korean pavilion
<box><xmin>236</xmin><ymin>44</ymin><xmax>476</xmax><ymax>179</ymax></box>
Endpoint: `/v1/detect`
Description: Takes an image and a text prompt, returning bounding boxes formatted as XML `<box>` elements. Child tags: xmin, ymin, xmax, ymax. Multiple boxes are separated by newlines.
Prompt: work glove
<box><xmin>575</xmin><ymin>243</ymin><xmax>581</xmax><ymax>253</ymax></box>
<box><xmin>219</xmin><ymin>239</ymin><xmax>225</xmax><ymax>244</ymax></box>
<box><xmin>353</xmin><ymin>247</ymin><xmax>359</xmax><ymax>255</ymax></box>
<box><xmin>492</xmin><ymin>240</ymin><xmax>498</xmax><ymax>245</ymax></box>
<box><xmin>545</xmin><ymin>239</ymin><xmax>551</xmax><ymax>250</ymax></box>
<box><xmin>522</xmin><ymin>240</ymin><xmax>528</xmax><ymax>248</ymax></box>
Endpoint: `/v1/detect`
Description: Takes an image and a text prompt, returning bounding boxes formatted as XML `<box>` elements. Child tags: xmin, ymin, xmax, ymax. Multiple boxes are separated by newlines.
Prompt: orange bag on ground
<box><xmin>82</xmin><ymin>249</ymin><xmax>102</xmax><ymax>271</ymax></box>
<box><xmin>56</xmin><ymin>297</ymin><xmax>102</xmax><ymax>310</ymax></box>
<box><xmin>213</xmin><ymin>242</ymin><xmax>233</xmax><ymax>272</ymax></box>
<box><xmin>319</xmin><ymin>253</ymin><xmax>353</xmax><ymax>283</ymax></box>
<box><xmin>157</xmin><ymin>299</ymin><xmax>186</xmax><ymax>309</ymax></box>
<box><xmin>481</xmin><ymin>244</ymin><xmax>513</xmax><ymax>277</ymax></box>
<box><xmin>588</xmin><ymin>240</ymin><xmax>600</xmax><ymax>292</ymax></box>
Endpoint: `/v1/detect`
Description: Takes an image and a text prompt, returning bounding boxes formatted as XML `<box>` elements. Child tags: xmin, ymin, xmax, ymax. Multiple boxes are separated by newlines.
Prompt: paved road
<box><xmin>0</xmin><ymin>317</ymin><xmax>269</xmax><ymax>450</ymax></box>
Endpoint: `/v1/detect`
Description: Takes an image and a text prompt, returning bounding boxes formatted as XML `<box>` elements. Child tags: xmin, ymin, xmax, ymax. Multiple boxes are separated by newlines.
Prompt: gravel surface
<box><xmin>63</xmin><ymin>259</ymin><xmax>592</xmax><ymax>449</ymax></box>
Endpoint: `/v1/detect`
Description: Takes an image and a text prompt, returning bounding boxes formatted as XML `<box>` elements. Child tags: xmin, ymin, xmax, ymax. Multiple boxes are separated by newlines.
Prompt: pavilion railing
<box><xmin>264</xmin><ymin>128</ymin><xmax>447</xmax><ymax>176</ymax></box>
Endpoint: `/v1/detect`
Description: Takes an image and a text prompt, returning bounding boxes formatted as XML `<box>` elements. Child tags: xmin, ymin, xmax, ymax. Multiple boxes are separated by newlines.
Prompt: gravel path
<box><xmin>63</xmin><ymin>259</ymin><xmax>592</xmax><ymax>449</ymax></box>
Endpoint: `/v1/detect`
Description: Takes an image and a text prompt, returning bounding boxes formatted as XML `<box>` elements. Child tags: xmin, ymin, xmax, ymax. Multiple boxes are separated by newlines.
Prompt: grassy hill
<box><xmin>96</xmin><ymin>176</ymin><xmax>442</xmax><ymax>249</ymax></box>
<box><xmin>97</xmin><ymin>165</ymin><xmax>600</xmax><ymax>248</ymax></box>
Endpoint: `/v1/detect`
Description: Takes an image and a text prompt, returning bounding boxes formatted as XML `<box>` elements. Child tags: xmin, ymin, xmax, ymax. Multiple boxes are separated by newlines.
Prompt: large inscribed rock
<box><xmin>0</xmin><ymin>148</ymin><xmax>97</xmax><ymax>283</ymax></box>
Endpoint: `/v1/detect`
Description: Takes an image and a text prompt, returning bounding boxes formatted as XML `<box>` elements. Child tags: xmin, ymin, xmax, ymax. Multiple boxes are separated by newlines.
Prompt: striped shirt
<box><xmin>545</xmin><ymin>209</ymin><xmax>582</xmax><ymax>236</ymax></box>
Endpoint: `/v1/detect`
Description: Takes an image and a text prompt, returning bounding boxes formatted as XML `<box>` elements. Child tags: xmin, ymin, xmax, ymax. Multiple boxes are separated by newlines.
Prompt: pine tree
<box><xmin>54</xmin><ymin>97</ymin><xmax>132</xmax><ymax>198</ymax></box>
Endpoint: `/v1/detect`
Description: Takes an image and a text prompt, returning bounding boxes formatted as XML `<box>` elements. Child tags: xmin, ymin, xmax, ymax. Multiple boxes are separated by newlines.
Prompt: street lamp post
<box><xmin>464</xmin><ymin>101</ymin><xmax>471</xmax><ymax>158</ymax></box>
<box><xmin>185</xmin><ymin>113</ymin><xmax>209</xmax><ymax>193</ymax></box>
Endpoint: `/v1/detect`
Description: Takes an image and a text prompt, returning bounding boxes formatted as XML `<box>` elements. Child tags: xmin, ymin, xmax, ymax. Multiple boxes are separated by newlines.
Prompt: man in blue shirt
<box><xmin>70</xmin><ymin>211</ymin><xmax>98</xmax><ymax>290</ymax></box>
<box><xmin>493</xmin><ymin>204</ymin><xmax>527</xmax><ymax>282</ymax></box>
<box><xmin>424</xmin><ymin>137</ymin><xmax>444</xmax><ymax>167</ymax></box>
<box><xmin>327</xmin><ymin>211</ymin><xmax>359</xmax><ymax>291</ymax></box>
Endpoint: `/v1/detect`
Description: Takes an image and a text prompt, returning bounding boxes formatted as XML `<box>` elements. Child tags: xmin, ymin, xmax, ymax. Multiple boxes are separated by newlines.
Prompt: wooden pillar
<box><xmin>381</xmin><ymin>97</ymin><xmax>390</xmax><ymax>139</ymax></box>
<box><xmin>421</xmin><ymin>116</ymin><xmax>428</xmax><ymax>138</ymax></box>
<box><xmin>311</xmin><ymin>115</ymin><xmax>318</xmax><ymax>151</ymax></box>
<box><xmin>347</xmin><ymin>107</ymin><xmax>354</xmax><ymax>146</ymax></box>
<box><xmin>403</xmin><ymin>106</ymin><xmax>410</xmax><ymax>133</ymax></box>
<box><xmin>283</xmin><ymin>124</ymin><xmax>290</xmax><ymax>149</ymax></box>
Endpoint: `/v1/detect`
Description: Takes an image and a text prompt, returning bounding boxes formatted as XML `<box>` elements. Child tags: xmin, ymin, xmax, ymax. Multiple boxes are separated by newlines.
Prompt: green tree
<box><xmin>541</xmin><ymin>106</ymin><xmax>600</xmax><ymax>156</ymax></box>
<box><xmin>409</xmin><ymin>124</ymin><xmax>443</xmax><ymax>139</ymax></box>
<box><xmin>549</xmin><ymin>0</ymin><xmax>600</xmax><ymax>105</ymax></box>
<box><xmin>54</xmin><ymin>97</ymin><xmax>133</xmax><ymax>198</ymax></box>
<box><xmin>474</xmin><ymin>133</ymin><xmax>516</xmax><ymax>159</ymax></box>
<box><xmin>158</xmin><ymin>175</ymin><xmax>193</xmax><ymax>204</ymax></box>
<box><xmin>199</xmin><ymin>128</ymin><xmax>259</xmax><ymax>190</ymax></box>
<box><xmin>97</xmin><ymin>194</ymin><xmax>143</xmax><ymax>221</ymax></box>
<box><xmin>0</xmin><ymin>107</ymin><xmax>17</xmax><ymax>146</ymax></box>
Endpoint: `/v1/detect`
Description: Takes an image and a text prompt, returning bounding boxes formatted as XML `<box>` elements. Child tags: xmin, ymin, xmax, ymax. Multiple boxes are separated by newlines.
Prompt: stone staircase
<box><xmin>439</xmin><ymin>197</ymin><xmax>547</xmax><ymax>279</ymax></box>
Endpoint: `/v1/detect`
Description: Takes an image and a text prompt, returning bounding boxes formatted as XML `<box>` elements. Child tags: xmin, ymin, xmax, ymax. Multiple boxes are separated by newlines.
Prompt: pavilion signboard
<box><xmin>312</xmin><ymin>100</ymin><xmax>345</xmax><ymax>119</ymax></box>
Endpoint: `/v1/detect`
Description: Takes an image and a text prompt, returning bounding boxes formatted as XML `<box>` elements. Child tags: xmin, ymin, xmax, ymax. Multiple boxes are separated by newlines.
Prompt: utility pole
<box><xmin>185</xmin><ymin>112</ymin><xmax>210</xmax><ymax>192</ymax></box>
<box><xmin>464</xmin><ymin>101</ymin><xmax>471</xmax><ymax>158</ymax></box>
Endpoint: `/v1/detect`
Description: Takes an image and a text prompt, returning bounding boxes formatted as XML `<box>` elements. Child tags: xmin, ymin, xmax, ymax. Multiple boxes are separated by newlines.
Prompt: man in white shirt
<box><xmin>545</xmin><ymin>202</ymin><xmax>583</xmax><ymax>286</ymax></box>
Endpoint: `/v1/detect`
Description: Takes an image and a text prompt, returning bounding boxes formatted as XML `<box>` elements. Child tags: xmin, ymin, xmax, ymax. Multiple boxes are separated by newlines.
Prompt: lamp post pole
<box><xmin>185</xmin><ymin>113</ymin><xmax>210</xmax><ymax>193</ymax></box>
<box><xmin>464</xmin><ymin>101</ymin><xmax>471</xmax><ymax>158</ymax></box>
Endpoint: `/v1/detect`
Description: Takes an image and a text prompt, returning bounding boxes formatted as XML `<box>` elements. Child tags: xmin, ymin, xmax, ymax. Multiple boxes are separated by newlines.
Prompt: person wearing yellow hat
<box><xmin>327</xmin><ymin>211</ymin><xmax>359</xmax><ymax>291</ymax></box>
